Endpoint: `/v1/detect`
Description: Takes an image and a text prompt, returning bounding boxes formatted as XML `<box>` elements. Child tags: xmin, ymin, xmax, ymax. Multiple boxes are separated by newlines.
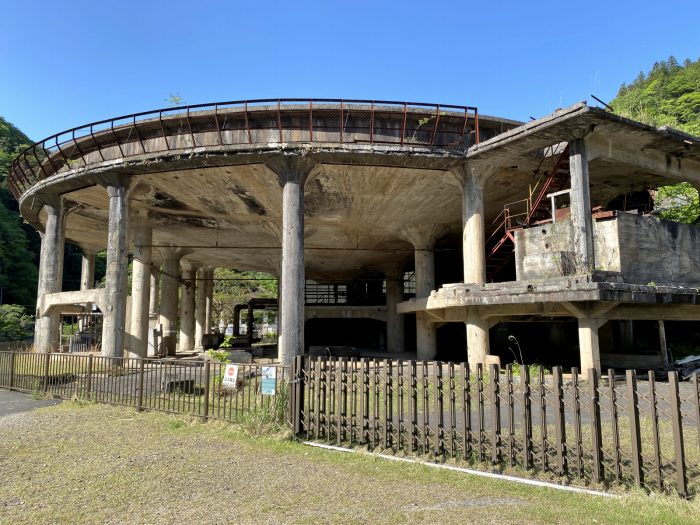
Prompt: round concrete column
<box><xmin>34</xmin><ymin>200</ymin><xmax>65</xmax><ymax>353</ymax></box>
<box><xmin>385</xmin><ymin>270</ymin><xmax>405</xmax><ymax>353</ymax></box>
<box><xmin>266</xmin><ymin>156</ymin><xmax>317</xmax><ymax>367</ymax></box>
<box><xmin>569</xmin><ymin>138</ymin><xmax>595</xmax><ymax>271</ymax></box>
<box><xmin>466</xmin><ymin>308</ymin><xmax>489</xmax><ymax>366</ymax></box>
<box><xmin>128</xmin><ymin>223</ymin><xmax>152</xmax><ymax>358</ymax></box>
<box><xmin>80</xmin><ymin>249</ymin><xmax>96</xmax><ymax>291</ymax></box>
<box><xmin>178</xmin><ymin>264</ymin><xmax>196</xmax><ymax>352</ymax></box>
<box><xmin>578</xmin><ymin>317</ymin><xmax>602</xmax><ymax>381</ymax></box>
<box><xmin>204</xmin><ymin>268</ymin><xmax>214</xmax><ymax>335</ymax></box>
<box><xmin>401</xmin><ymin>225</ymin><xmax>447</xmax><ymax>361</ymax></box>
<box><xmin>457</xmin><ymin>167</ymin><xmax>487</xmax><ymax>285</ymax></box>
<box><xmin>147</xmin><ymin>263</ymin><xmax>161</xmax><ymax>357</ymax></box>
<box><xmin>194</xmin><ymin>267</ymin><xmax>208</xmax><ymax>350</ymax></box>
<box><xmin>101</xmin><ymin>183</ymin><xmax>130</xmax><ymax>358</ymax></box>
<box><xmin>159</xmin><ymin>251</ymin><xmax>183</xmax><ymax>357</ymax></box>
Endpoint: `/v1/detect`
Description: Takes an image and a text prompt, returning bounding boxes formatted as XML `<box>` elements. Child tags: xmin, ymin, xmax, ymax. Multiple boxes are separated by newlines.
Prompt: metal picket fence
<box><xmin>0</xmin><ymin>351</ymin><xmax>288</xmax><ymax>423</ymax></box>
<box><xmin>291</xmin><ymin>356</ymin><xmax>700</xmax><ymax>497</ymax></box>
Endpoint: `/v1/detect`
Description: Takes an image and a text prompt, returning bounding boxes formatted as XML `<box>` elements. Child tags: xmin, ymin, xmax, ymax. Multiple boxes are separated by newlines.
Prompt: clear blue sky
<box><xmin>1</xmin><ymin>0</ymin><xmax>698</xmax><ymax>141</ymax></box>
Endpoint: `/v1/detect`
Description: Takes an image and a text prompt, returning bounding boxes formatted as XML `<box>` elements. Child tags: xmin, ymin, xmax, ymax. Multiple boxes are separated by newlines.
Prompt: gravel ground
<box><xmin>1</xmin><ymin>402</ymin><xmax>698</xmax><ymax>525</ymax></box>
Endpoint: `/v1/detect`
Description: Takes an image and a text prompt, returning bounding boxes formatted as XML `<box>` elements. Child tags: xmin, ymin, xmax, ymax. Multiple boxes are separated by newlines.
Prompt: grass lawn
<box><xmin>0</xmin><ymin>401</ymin><xmax>698</xmax><ymax>525</ymax></box>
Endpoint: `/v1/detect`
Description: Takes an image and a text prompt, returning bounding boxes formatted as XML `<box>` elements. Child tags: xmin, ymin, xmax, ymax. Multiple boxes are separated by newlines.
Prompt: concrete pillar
<box><xmin>101</xmin><ymin>182</ymin><xmax>129</xmax><ymax>358</ymax></box>
<box><xmin>204</xmin><ymin>267</ymin><xmax>214</xmax><ymax>334</ymax></box>
<box><xmin>80</xmin><ymin>249</ymin><xmax>96</xmax><ymax>291</ymax></box>
<box><xmin>385</xmin><ymin>270</ymin><xmax>405</xmax><ymax>353</ymax></box>
<box><xmin>569</xmin><ymin>138</ymin><xmax>595</xmax><ymax>271</ymax></box>
<box><xmin>179</xmin><ymin>263</ymin><xmax>196</xmax><ymax>352</ymax></box>
<box><xmin>578</xmin><ymin>317</ymin><xmax>601</xmax><ymax>379</ymax></box>
<box><xmin>402</xmin><ymin>224</ymin><xmax>447</xmax><ymax>361</ymax></box>
<box><xmin>34</xmin><ymin>200</ymin><xmax>65</xmax><ymax>353</ymax></box>
<box><xmin>466</xmin><ymin>308</ymin><xmax>490</xmax><ymax>366</ymax></box>
<box><xmin>128</xmin><ymin>223</ymin><xmax>152</xmax><ymax>358</ymax></box>
<box><xmin>658</xmin><ymin>320</ymin><xmax>669</xmax><ymax>367</ymax></box>
<box><xmin>266</xmin><ymin>157</ymin><xmax>317</xmax><ymax>367</ymax></box>
<box><xmin>147</xmin><ymin>262</ymin><xmax>160</xmax><ymax>357</ymax></box>
<box><xmin>194</xmin><ymin>267</ymin><xmax>208</xmax><ymax>350</ymax></box>
<box><xmin>78</xmin><ymin>247</ymin><xmax>96</xmax><ymax>331</ymax></box>
<box><xmin>458</xmin><ymin>167</ymin><xmax>487</xmax><ymax>284</ymax></box>
<box><xmin>159</xmin><ymin>249</ymin><xmax>183</xmax><ymax>357</ymax></box>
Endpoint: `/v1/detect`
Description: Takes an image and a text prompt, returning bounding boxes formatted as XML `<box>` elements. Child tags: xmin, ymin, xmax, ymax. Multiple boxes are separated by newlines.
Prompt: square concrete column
<box><xmin>178</xmin><ymin>264</ymin><xmax>196</xmax><ymax>352</ymax></box>
<box><xmin>127</xmin><ymin>223</ymin><xmax>152</xmax><ymax>358</ymax></box>
<box><xmin>194</xmin><ymin>267</ymin><xmax>208</xmax><ymax>350</ymax></box>
<box><xmin>569</xmin><ymin>138</ymin><xmax>595</xmax><ymax>271</ymax></box>
<box><xmin>159</xmin><ymin>249</ymin><xmax>184</xmax><ymax>357</ymax></box>
<box><xmin>578</xmin><ymin>317</ymin><xmax>602</xmax><ymax>380</ymax></box>
<box><xmin>266</xmin><ymin>157</ymin><xmax>317</xmax><ymax>366</ymax></box>
<box><xmin>385</xmin><ymin>269</ymin><xmax>405</xmax><ymax>353</ymax></box>
<box><xmin>402</xmin><ymin>224</ymin><xmax>447</xmax><ymax>361</ymax></box>
<box><xmin>34</xmin><ymin>199</ymin><xmax>65</xmax><ymax>353</ymax></box>
<box><xmin>101</xmin><ymin>182</ymin><xmax>130</xmax><ymax>358</ymax></box>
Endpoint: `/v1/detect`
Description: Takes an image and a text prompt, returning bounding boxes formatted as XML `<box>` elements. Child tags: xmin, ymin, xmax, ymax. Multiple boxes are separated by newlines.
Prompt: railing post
<box><xmin>589</xmin><ymin>369</ymin><xmax>604</xmax><ymax>483</ymax></box>
<box><xmin>626</xmin><ymin>369</ymin><xmax>643</xmax><ymax>487</ymax></box>
<box><xmin>9</xmin><ymin>351</ymin><xmax>16</xmax><ymax>390</ymax></box>
<box><xmin>203</xmin><ymin>359</ymin><xmax>211</xmax><ymax>420</ymax></box>
<box><xmin>668</xmin><ymin>371</ymin><xmax>688</xmax><ymax>497</ymax></box>
<box><xmin>85</xmin><ymin>354</ymin><xmax>94</xmax><ymax>399</ymax></box>
<box><xmin>137</xmin><ymin>358</ymin><xmax>145</xmax><ymax>412</ymax></box>
<box><xmin>490</xmin><ymin>363</ymin><xmax>501</xmax><ymax>466</ymax></box>
<box><xmin>42</xmin><ymin>353</ymin><xmax>51</xmax><ymax>394</ymax></box>
<box><xmin>553</xmin><ymin>366</ymin><xmax>568</xmax><ymax>477</ymax></box>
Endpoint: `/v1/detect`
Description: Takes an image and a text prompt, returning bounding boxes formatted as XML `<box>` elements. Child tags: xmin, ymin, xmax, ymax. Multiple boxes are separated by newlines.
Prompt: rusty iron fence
<box><xmin>8</xmin><ymin>99</ymin><xmax>479</xmax><ymax>200</ymax></box>
<box><xmin>292</xmin><ymin>356</ymin><xmax>700</xmax><ymax>497</ymax></box>
<box><xmin>0</xmin><ymin>351</ymin><xmax>288</xmax><ymax>423</ymax></box>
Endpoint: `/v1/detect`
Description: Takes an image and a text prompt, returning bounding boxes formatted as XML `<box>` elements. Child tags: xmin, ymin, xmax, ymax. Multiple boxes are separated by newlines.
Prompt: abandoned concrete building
<box><xmin>8</xmin><ymin>99</ymin><xmax>700</xmax><ymax>375</ymax></box>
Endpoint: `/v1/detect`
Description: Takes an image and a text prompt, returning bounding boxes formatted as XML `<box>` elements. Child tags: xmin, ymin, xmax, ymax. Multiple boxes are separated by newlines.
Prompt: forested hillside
<box><xmin>611</xmin><ymin>56</ymin><xmax>700</xmax><ymax>224</ymax></box>
<box><xmin>0</xmin><ymin>117</ymin><xmax>39</xmax><ymax>309</ymax></box>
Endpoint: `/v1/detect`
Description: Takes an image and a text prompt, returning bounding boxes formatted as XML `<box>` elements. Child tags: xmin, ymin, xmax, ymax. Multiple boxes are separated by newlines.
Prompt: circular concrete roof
<box><xmin>10</xmin><ymin>99</ymin><xmax>522</xmax><ymax>279</ymax></box>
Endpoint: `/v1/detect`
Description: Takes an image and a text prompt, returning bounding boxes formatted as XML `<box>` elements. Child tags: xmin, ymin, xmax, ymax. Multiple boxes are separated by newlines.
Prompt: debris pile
<box><xmin>673</xmin><ymin>355</ymin><xmax>700</xmax><ymax>380</ymax></box>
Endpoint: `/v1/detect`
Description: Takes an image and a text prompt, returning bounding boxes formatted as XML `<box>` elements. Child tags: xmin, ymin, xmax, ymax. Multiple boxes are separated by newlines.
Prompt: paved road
<box><xmin>0</xmin><ymin>388</ymin><xmax>62</xmax><ymax>418</ymax></box>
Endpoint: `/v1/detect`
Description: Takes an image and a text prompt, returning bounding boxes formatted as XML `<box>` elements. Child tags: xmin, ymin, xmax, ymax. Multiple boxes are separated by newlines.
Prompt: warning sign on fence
<box><xmin>261</xmin><ymin>366</ymin><xmax>276</xmax><ymax>395</ymax></box>
<box><xmin>222</xmin><ymin>364</ymin><xmax>239</xmax><ymax>389</ymax></box>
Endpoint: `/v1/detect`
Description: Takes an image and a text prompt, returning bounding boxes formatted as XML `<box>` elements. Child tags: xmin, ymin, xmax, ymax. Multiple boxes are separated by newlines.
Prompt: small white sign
<box><xmin>222</xmin><ymin>364</ymin><xmax>239</xmax><ymax>389</ymax></box>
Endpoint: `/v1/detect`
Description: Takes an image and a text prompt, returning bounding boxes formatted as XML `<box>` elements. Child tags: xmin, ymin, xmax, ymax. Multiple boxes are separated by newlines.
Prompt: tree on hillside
<box><xmin>611</xmin><ymin>56</ymin><xmax>700</xmax><ymax>224</ymax></box>
<box><xmin>213</xmin><ymin>268</ymin><xmax>277</xmax><ymax>328</ymax></box>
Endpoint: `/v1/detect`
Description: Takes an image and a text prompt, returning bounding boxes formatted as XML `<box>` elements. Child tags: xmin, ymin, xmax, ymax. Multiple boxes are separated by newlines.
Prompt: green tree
<box><xmin>611</xmin><ymin>56</ymin><xmax>700</xmax><ymax>223</ymax></box>
<box><xmin>213</xmin><ymin>268</ymin><xmax>277</xmax><ymax>327</ymax></box>
<box><xmin>0</xmin><ymin>304</ymin><xmax>33</xmax><ymax>341</ymax></box>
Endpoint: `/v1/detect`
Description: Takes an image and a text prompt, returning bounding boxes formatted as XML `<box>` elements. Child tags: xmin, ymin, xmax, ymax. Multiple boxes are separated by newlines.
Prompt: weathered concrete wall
<box><xmin>516</xmin><ymin>213</ymin><xmax>700</xmax><ymax>286</ymax></box>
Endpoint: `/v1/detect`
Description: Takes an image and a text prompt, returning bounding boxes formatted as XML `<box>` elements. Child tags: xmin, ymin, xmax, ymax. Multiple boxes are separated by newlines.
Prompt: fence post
<box><xmin>434</xmin><ymin>361</ymin><xmax>444</xmax><ymax>458</ymax></box>
<box><xmin>522</xmin><ymin>365</ymin><xmax>532</xmax><ymax>470</ymax></box>
<box><xmin>668</xmin><ymin>371</ymin><xmax>688</xmax><ymax>497</ymax></box>
<box><xmin>42</xmin><ymin>353</ymin><xmax>51</xmax><ymax>393</ymax></box>
<box><xmin>553</xmin><ymin>366</ymin><xmax>567</xmax><ymax>477</ymax></box>
<box><xmin>9</xmin><ymin>351</ymin><xmax>16</xmax><ymax>390</ymax></box>
<box><xmin>490</xmin><ymin>363</ymin><xmax>501</xmax><ymax>466</ymax></box>
<box><xmin>589</xmin><ymin>368</ymin><xmax>604</xmax><ymax>483</ymax></box>
<box><xmin>137</xmin><ymin>358</ymin><xmax>145</xmax><ymax>412</ymax></box>
<box><xmin>648</xmin><ymin>370</ymin><xmax>663</xmax><ymax>491</ymax></box>
<box><xmin>202</xmin><ymin>359</ymin><xmax>210</xmax><ymax>420</ymax></box>
<box><xmin>293</xmin><ymin>355</ymin><xmax>304</xmax><ymax>435</ymax></box>
<box><xmin>626</xmin><ymin>369</ymin><xmax>643</xmax><ymax>487</ymax></box>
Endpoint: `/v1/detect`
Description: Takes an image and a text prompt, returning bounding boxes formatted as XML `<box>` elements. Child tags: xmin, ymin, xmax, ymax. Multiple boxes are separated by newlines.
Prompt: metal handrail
<box><xmin>8</xmin><ymin>98</ymin><xmax>479</xmax><ymax>201</ymax></box>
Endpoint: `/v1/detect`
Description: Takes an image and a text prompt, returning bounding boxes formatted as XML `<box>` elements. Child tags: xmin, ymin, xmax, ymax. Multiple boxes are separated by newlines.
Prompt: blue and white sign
<box><xmin>260</xmin><ymin>366</ymin><xmax>276</xmax><ymax>395</ymax></box>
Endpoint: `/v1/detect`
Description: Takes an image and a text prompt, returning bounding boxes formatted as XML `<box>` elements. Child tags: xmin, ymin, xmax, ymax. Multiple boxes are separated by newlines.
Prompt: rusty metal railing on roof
<box><xmin>7</xmin><ymin>98</ymin><xmax>479</xmax><ymax>200</ymax></box>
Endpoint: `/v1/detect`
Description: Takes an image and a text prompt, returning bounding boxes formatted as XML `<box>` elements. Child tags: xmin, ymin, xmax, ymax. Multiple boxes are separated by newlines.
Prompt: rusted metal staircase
<box><xmin>485</xmin><ymin>145</ymin><xmax>571</xmax><ymax>281</ymax></box>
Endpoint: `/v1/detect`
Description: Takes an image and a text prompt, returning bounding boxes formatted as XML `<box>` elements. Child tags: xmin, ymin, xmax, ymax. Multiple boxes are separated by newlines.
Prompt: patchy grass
<box><xmin>0</xmin><ymin>401</ymin><xmax>699</xmax><ymax>525</ymax></box>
